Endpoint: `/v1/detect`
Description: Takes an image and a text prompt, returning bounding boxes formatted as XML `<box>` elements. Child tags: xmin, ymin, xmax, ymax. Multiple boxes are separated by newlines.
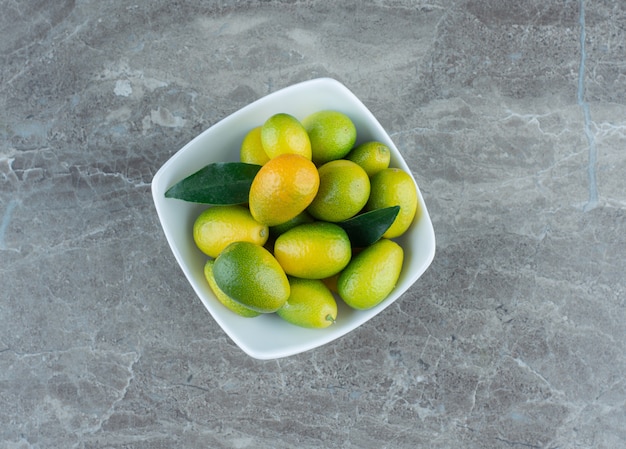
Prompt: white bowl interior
<box><xmin>152</xmin><ymin>78</ymin><xmax>435</xmax><ymax>360</ymax></box>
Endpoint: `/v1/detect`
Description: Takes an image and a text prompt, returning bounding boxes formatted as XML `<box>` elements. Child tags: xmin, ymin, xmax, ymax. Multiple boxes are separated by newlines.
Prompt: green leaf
<box><xmin>165</xmin><ymin>162</ymin><xmax>261</xmax><ymax>204</ymax></box>
<box><xmin>337</xmin><ymin>206</ymin><xmax>400</xmax><ymax>247</ymax></box>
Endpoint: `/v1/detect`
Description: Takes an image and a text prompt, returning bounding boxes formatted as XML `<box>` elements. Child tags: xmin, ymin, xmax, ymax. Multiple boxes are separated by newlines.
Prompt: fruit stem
<box><xmin>326</xmin><ymin>315</ymin><xmax>336</xmax><ymax>324</ymax></box>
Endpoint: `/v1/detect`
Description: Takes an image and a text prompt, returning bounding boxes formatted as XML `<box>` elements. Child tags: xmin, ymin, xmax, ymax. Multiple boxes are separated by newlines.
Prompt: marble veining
<box><xmin>1</xmin><ymin>1</ymin><xmax>625</xmax><ymax>448</ymax></box>
<box><xmin>576</xmin><ymin>0</ymin><xmax>599</xmax><ymax>212</ymax></box>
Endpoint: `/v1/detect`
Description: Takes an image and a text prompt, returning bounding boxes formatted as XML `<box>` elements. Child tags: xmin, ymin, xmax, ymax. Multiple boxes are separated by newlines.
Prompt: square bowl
<box><xmin>151</xmin><ymin>78</ymin><xmax>436</xmax><ymax>360</ymax></box>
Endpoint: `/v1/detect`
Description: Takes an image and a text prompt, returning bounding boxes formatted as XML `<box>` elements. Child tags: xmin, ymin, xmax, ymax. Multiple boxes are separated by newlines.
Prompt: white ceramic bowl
<box><xmin>152</xmin><ymin>78</ymin><xmax>436</xmax><ymax>360</ymax></box>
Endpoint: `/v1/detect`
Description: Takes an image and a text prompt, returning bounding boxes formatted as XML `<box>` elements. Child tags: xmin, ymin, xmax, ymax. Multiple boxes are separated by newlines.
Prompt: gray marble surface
<box><xmin>1</xmin><ymin>1</ymin><xmax>625</xmax><ymax>448</ymax></box>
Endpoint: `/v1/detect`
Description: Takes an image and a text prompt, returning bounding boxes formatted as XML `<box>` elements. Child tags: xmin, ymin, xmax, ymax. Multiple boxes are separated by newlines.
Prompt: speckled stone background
<box><xmin>1</xmin><ymin>1</ymin><xmax>625</xmax><ymax>448</ymax></box>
